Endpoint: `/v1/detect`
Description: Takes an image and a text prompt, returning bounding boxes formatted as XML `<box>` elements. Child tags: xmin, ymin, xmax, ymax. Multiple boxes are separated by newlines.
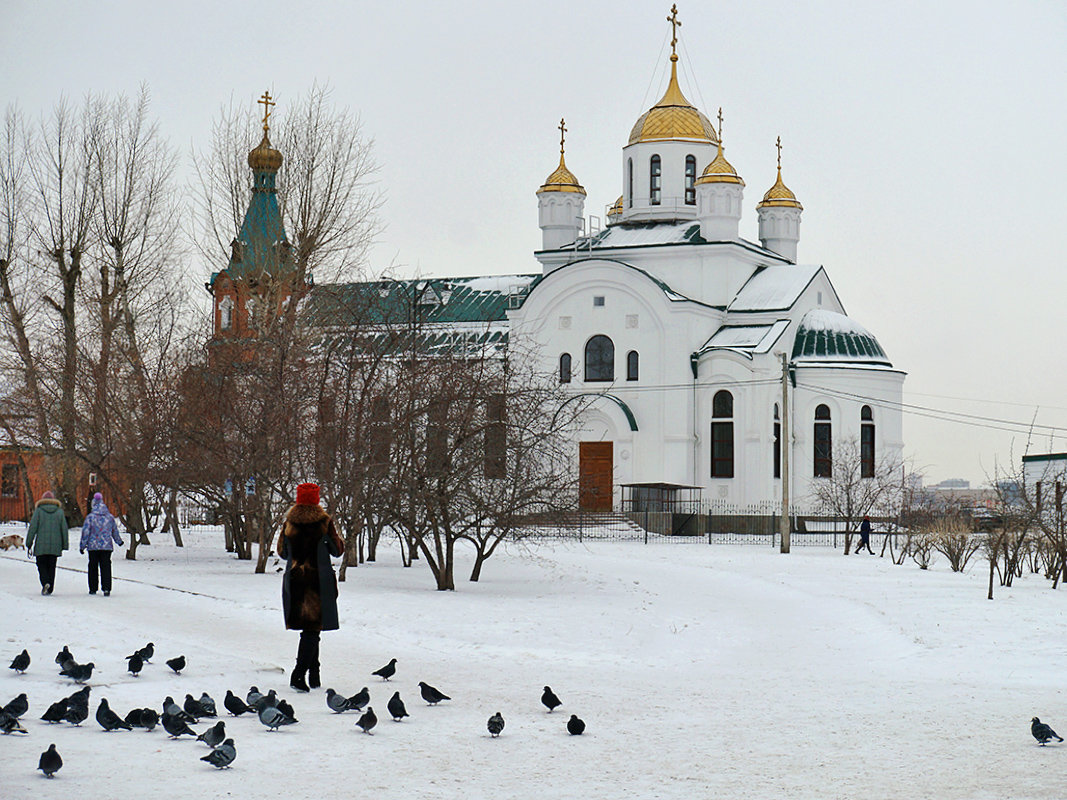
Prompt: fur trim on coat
<box><xmin>277</xmin><ymin>504</ymin><xmax>344</xmax><ymax>631</ymax></box>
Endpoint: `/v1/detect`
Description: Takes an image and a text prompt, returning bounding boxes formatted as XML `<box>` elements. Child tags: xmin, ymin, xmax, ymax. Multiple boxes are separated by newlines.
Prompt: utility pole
<box><xmin>780</xmin><ymin>352</ymin><xmax>790</xmax><ymax>554</ymax></box>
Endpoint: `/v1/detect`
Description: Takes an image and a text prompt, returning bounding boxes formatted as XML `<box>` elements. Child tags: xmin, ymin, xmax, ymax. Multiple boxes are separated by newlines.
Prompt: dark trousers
<box><xmin>87</xmin><ymin>550</ymin><xmax>113</xmax><ymax>593</ymax></box>
<box><xmin>297</xmin><ymin>628</ymin><xmax>321</xmax><ymax>683</ymax></box>
<box><xmin>35</xmin><ymin>555</ymin><xmax>57</xmax><ymax>589</ymax></box>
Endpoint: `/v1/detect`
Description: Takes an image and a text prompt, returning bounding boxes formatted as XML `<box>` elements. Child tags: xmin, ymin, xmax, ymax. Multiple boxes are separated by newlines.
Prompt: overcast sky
<box><xmin>3</xmin><ymin>0</ymin><xmax>1065</xmax><ymax>487</ymax></box>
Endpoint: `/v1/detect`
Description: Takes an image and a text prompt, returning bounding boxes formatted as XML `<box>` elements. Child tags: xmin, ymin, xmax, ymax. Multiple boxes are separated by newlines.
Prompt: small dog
<box><xmin>0</xmin><ymin>533</ymin><xmax>25</xmax><ymax>550</ymax></box>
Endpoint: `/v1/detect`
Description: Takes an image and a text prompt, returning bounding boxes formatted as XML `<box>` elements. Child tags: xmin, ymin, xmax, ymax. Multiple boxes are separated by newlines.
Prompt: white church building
<box><xmin>506</xmin><ymin>15</ymin><xmax>905</xmax><ymax>511</ymax></box>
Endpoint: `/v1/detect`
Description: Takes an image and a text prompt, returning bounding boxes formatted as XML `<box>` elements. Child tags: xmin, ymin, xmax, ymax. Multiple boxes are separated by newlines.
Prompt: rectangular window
<box><xmin>426</xmin><ymin>400</ymin><xmax>450</xmax><ymax>476</ymax></box>
<box><xmin>814</xmin><ymin>422</ymin><xmax>832</xmax><ymax>478</ymax></box>
<box><xmin>484</xmin><ymin>394</ymin><xmax>506</xmax><ymax>479</ymax></box>
<box><xmin>593</xmin><ymin>296</ymin><xmax>605</xmax><ymax>307</ymax></box>
<box><xmin>650</xmin><ymin>156</ymin><xmax>662</xmax><ymax>205</ymax></box>
<box><xmin>861</xmin><ymin>423</ymin><xmax>875</xmax><ymax>478</ymax></box>
<box><xmin>368</xmin><ymin>396</ymin><xmax>392</xmax><ymax>475</ymax></box>
<box><xmin>1</xmin><ymin>464</ymin><xmax>18</xmax><ymax>498</ymax></box>
<box><xmin>773</xmin><ymin>422</ymin><xmax>781</xmax><ymax>479</ymax></box>
<box><xmin>711</xmin><ymin>421</ymin><xmax>734</xmax><ymax>478</ymax></box>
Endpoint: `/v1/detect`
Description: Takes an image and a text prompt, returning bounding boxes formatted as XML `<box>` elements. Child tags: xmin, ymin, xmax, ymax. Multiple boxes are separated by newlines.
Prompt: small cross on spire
<box><xmin>666</xmin><ymin>4</ymin><xmax>681</xmax><ymax>57</ymax></box>
<box><xmin>258</xmin><ymin>90</ymin><xmax>276</xmax><ymax>133</ymax></box>
<box><xmin>717</xmin><ymin>107</ymin><xmax>724</xmax><ymax>140</ymax></box>
<box><xmin>558</xmin><ymin>118</ymin><xmax>567</xmax><ymax>156</ymax></box>
<box><xmin>776</xmin><ymin>136</ymin><xmax>783</xmax><ymax>171</ymax></box>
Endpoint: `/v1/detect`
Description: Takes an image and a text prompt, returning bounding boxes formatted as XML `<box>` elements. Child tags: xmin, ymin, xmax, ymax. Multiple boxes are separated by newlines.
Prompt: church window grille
<box><xmin>861</xmin><ymin>405</ymin><xmax>875</xmax><ymax>478</ymax></box>
<box><xmin>711</xmin><ymin>390</ymin><xmax>734</xmax><ymax>478</ymax></box>
<box><xmin>559</xmin><ymin>353</ymin><xmax>572</xmax><ymax>384</ymax></box>
<box><xmin>814</xmin><ymin>404</ymin><xmax>832</xmax><ymax>478</ymax></box>
<box><xmin>584</xmin><ymin>335</ymin><xmax>614</xmax><ymax>382</ymax></box>
<box><xmin>650</xmin><ymin>155</ymin><xmax>662</xmax><ymax>205</ymax></box>
<box><xmin>626</xmin><ymin>351</ymin><xmax>639</xmax><ymax>381</ymax></box>
<box><xmin>773</xmin><ymin>404</ymin><xmax>781</xmax><ymax>479</ymax></box>
<box><xmin>685</xmin><ymin>155</ymin><xmax>696</xmax><ymax>204</ymax></box>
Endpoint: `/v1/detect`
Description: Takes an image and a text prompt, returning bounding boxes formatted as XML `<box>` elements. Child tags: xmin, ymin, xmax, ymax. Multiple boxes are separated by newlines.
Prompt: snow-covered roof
<box><xmin>697</xmin><ymin>320</ymin><xmax>790</xmax><ymax>359</ymax></box>
<box><xmin>728</xmin><ymin>265</ymin><xmax>823</xmax><ymax>312</ymax></box>
<box><xmin>557</xmin><ymin>221</ymin><xmax>786</xmax><ymax>259</ymax></box>
<box><xmin>791</xmin><ymin>309</ymin><xmax>891</xmax><ymax>366</ymax></box>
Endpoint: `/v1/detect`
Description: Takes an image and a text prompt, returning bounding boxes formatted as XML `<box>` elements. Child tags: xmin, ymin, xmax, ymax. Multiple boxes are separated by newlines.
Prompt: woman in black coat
<box><xmin>276</xmin><ymin>482</ymin><xmax>344</xmax><ymax>692</ymax></box>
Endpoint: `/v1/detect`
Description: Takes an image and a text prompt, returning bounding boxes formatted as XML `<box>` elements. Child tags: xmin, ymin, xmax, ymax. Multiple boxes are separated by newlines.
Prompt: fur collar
<box><xmin>285</xmin><ymin>503</ymin><xmax>328</xmax><ymax>526</ymax></box>
<box><xmin>35</xmin><ymin>498</ymin><xmax>62</xmax><ymax>509</ymax></box>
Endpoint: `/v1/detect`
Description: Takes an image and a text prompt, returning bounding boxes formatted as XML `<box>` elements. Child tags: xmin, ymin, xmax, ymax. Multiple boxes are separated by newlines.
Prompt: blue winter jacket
<box><xmin>79</xmin><ymin>500</ymin><xmax>124</xmax><ymax>552</ymax></box>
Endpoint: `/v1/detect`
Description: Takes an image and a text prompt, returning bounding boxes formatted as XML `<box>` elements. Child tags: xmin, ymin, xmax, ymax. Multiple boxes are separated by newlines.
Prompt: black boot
<box><xmin>290</xmin><ymin>636</ymin><xmax>310</xmax><ymax>693</ymax></box>
<box><xmin>308</xmin><ymin>633</ymin><xmax>321</xmax><ymax>689</ymax></box>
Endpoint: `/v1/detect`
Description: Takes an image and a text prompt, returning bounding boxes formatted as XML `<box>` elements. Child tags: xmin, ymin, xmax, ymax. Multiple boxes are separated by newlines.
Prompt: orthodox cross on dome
<box><xmin>717</xmin><ymin>107</ymin><xmax>723</xmax><ymax>139</ymax></box>
<box><xmin>558</xmin><ymin>117</ymin><xmax>567</xmax><ymax>156</ymax></box>
<box><xmin>776</xmin><ymin>136</ymin><xmax>783</xmax><ymax>169</ymax></box>
<box><xmin>666</xmin><ymin>4</ymin><xmax>681</xmax><ymax>58</ymax></box>
<box><xmin>258</xmin><ymin>90</ymin><xmax>276</xmax><ymax>133</ymax></box>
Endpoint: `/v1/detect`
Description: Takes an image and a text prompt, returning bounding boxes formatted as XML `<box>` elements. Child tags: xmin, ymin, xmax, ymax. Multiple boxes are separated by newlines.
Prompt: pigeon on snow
<box><xmin>201</xmin><ymin>738</ymin><xmax>237</xmax><ymax>769</ymax></box>
<box><xmin>276</xmin><ymin>699</ymin><xmax>297</xmax><ymax>721</ymax></box>
<box><xmin>55</xmin><ymin>646</ymin><xmax>76</xmax><ymax>672</ymax></box>
<box><xmin>372</xmin><ymin>658</ymin><xmax>397</xmax><ymax>681</ymax></box>
<box><xmin>224</xmin><ymin>690</ymin><xmax>252</xmax><ymax>716</ymax></box>
<box><xmin>96</xmin><ymin>698</ymin><xmax>133</xmax><ymax>731</ymax></box>
<box><xmin>347</xmin><ymin>687</ymin><xmax>370</xmax><ymax>711</ymax></box>
<box><xmin>39</xmin><ymin>743</ymin><xmax>63</xmax><ymax>778</ymax></box>
<box><xmin>136</xmin><ymin>642</ymin><xmax>154</xmax><ymax>662</ymax></box>
<box><xmin>246</xmin><ymin>686</ymin><xmax>263</xmax><ymax>707</ymax></box>
<box><xmin>1032</xmin><ymin>717</ymin><xmax>1064</xmax><ymax>745</ymax></box>
<box><xmin>387</xmin><ymin>691</ymin><xmax>409</xmax><ymax>721</ymax></box>
<box><xmin>184</xmin><ymin>694</ymin><xmax>212</xmax><ymax>719</ymax></box>
<box><xmin>62</xmin><ymin>702</ymin><xmax>89</xmax><ymax>726</ymax></box>
<box><xmin>0</xmin><ymin>711</ymin><xmax>27</xmax><ymax>734</ymax></box>
<box><xmin>166</xmin><ymin>655</ymin><xmax>186</xmax><ymax>674</ymax></box>
<box><xmin>126</xmin><ymin>653</ymin><xmax>144</xmax><ymax>677</ymax></box>
<box><xmin>197</xmin><ymin>720</ymin><xmax>226</xmax><ymax>748</ymax></box>
<box><xmin>541</xmin><ymin>686</ymin><xmax>562</xmax><ymax>712</ymax></box>
<box><xmin>487</xmin><ymin>712</ymin><xmax>505</xmax><ymax>737</ymax></box>
<box><xmin>2</xmin><ymin>693</ymin><xmax>28</xmax><ymax>719</ymax></box>
<box><xmin>419</xmin><ymin>681</ymin><xmax>450</xmax><ymax>705</ymax></box>
<box><xmin>326</xmin><ymin>689</ymin><xmax>351</xmax><ymax>713</ymax></box>
<box><xmin>251</xmin><ymin>689</ymin><xmax>278</xmax><ymax>713</ymax></box>
<box><xmin>8</xmin><ymin>648</ymin><xmax>30</xmax><ymax>674</ymax></box>
<box><xmin>162</xmin><ymin>712</ymin><xmax>198</xmax><ymax>738</ymax></box>
<box><xmin>41</xmin><ymin>698</ymin><xmax>68</xmax><ymax>724</ymax></box>
<box><xmin>356</xmin><ymin>706</ymin><xmax>378</xmax><ymax>734</ymax></box>
<box><xmin>567</xmin><ymin>714</ymin><xmax>586</xmax><ymax>735</ymax></box>
<box><xmin>198</xmin><ymin>693</ymin><xmax>217</xmax><ymax>716</ymax></box>
<box><xmin>258</xmin><ymin>704</ymin><xmax>296</xmax><ymax>731</ymax></box>
<box><xmin>60</xmin><ymin>661</ymin><xmax>95</xmax><ymax>683</ymax></box>
<box><xmin>137</xmin><ymin>708</ymin><xmax>160</xmax><ymax>731</ymax></box>
<box><xmin>163</xmin><ymin>696</ymin><xmax>195</xmax><ymax>722</ymax></box>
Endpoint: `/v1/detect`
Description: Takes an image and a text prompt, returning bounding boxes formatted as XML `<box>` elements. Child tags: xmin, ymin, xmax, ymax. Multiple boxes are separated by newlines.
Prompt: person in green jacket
<box><xmin>25</xmin><ymin>490</ymin><xmax>69</xmax><ymax>595</ymax></box>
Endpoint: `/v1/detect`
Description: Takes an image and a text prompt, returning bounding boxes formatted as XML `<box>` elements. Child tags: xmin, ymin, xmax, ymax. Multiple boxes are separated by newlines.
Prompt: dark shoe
<box><xmin>46</xmin><ymin>584</ymin><xmax>53</xmax><ymax>595</ymax></box>
<box><xmin>103</xmin><ymin>591</ymin><xmax>110</xmax><ymax>597</ymax></box>
<box><xmin>89</xmin><ymin>590</ymin><xmax>97</xmax><ymax>595</ymax></box>
<box><xmin>290</xmin><ymin>669</ymin><xmax>309</xmax><ymax>693</ymax></box>
<box><xmin>41</xmin><ymin>584</ymin><xmax>49</xmax><ymax>595</ymax></box>
<box><xmin>308</xmin><ymin>666</ymin><xmax>320</xmax><ymax>689</ymax></box>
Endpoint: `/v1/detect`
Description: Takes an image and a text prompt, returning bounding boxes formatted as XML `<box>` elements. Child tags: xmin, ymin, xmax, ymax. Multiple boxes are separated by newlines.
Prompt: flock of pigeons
<box><xmin>5</xmin><ymin>643</ymin><xmax>589</xmax><ymax>778</ymax></box>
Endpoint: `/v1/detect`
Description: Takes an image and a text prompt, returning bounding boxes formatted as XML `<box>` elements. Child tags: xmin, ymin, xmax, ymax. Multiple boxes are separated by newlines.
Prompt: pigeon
<box><xmin>136</xmin><ymin>642</ymin><xmax>154</xmax><ymax>662</ymax></box>
<box><xmin>356</xmin><ymin>706</ymin><xmax>377</xmax><ymax>734</ymax></box>
<box><xmin>197</xmin><ymin>720</ymin><xmax>226</xmax><ymax>748</ymax></box>
<box><xmin>347</xmin><ymin>687</ymin><xmax>370</xmax><ymax>711</ymax></box>
<box><xmin>326</xmin><ymin>689</ymin><xmax>351</xmax><ymax>713</ymax></box>
<box><xmin>38</xmin><ymin>743</ymin><xmax>63</xmax><ymax>778</ymax></box>
<box><xmin>1032</xmin><ymin>717</ymin><xmax>1064</xmax><ymax>745</ymax></box>
<box><xmin>162</xmin><ymin>712</ymin><xmax>198</xmax><ymax>738</ymax></box>
<box><xmin>372</xmin><ymin>658</ymin><xmax>397</xmax><ymax>681</ymax></box>
<box><xmin>541</xmin><ymin>686</ymin><xmax>562</xmax><ymax>712</ymax></box>
<box><xmin>66</xmin><ymin>686</ymin><xmax>91</xmax><ymax>709</ymax></box>
<box><xmin>125</xmin><ymin>708</ymin><xmax>145</xmax><ymax>728</ymax></box>
<box><xmin>419</xmin><ymin>681</ymin><xmax>450</xmax><ymax>705</ymax></box>
<box><xmin>55</xmin><ymin>646</ymin><xmax>75</xmax><ymax>671</ymax></box>
<box><xmin>201</xmin><ymin>738</ymin><xmax>236</xmax><ymax>769</ymax></box>
<box><xmin>487</xmin><ymin>712</ymin><xmax>505</xmax><ymax>737</ymax></box>
<box><xmin>164</xmin><ymin>696</ymin><xmax>196</xmax><ymax>723</ymax></box>
<box><xmin>251</xmin><ymin>689</ymin><xmax>277</xmax><ymax>713</ymax></box>
<box><xmin>0</xmin><ymin>711</ymin><xmax>27</xmax><ymax>734</ymax></box>
<box><xmin>567</xmin><ymin>714</ymin><xmax>586</xmax><ymax>735</ymax></box>
<box><xmin>387</xmin><ymin>691</ymin><xmax>409</xmax><ymax>721</ymax></box>
<box><xmin>185</xmin><ymin>694</ymin><xmax>211</xmax><ymax>719</ymax></box>
<box><xmin>276</xmin><ymin>699</ymin><xmax>297</xmax><ymax>721</ymax></box>
<box><xmin>61</xmin><ymin>662</ymin><xmax>94</xmax><ymax>683</ymax></box>
<box><xmin>8</xmin><ymin>649</ymin><xmax>30</xmax><ymax>674</ymax></box>
<box><xmin>166</xmin><ymin>655</ymin><xmax>186</xmax><ymax>674</ymax></box>
<box><xmin>96</xmin><ymin>698</ymin><xmax>133</xmax><ymax>731</ymax></box>
<box><xmin>62</xmin><ymin>702</ymin><xmax>88</xmax><ymax>726</ymax></box>
<box><xmin>137</xmin><ymin>708</ymin><xmax>159</xmax><ymax>732</ymax></box>
<box><xmin>126</xmin><ymin>653</ymin><xmax>144</xmax><ymax>677</ymax></box>
<box><xmin>246</xmin><ymin>686</ymin><xmax>263</xmax><ymax>707</ymax></box>
<box><xmin>41</xmin><ymin>698</ymin><xmax>68</xmax><ymax>724</ymax></box>
<box><xmin>2</xmin><ymin>693</ymin><xmax>28</xmax><ymax>719</ymax></box>
<box><xmin>198</xmin><ymin>693</ymin><xmax>217</xmax><ymax>717</ymax></box>
<box><xmin>258</xmin><ymin>704</ymin><xmax>296</xmax><ymax>731</ymax></box>
<box><xmin>224</xmin><ymin>690</ymin><xmax>252</xmax><ymax>716</ymax></box>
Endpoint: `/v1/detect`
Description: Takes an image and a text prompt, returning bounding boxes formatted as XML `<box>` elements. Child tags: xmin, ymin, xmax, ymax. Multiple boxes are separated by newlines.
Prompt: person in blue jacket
<box><xmin>79</xmin><ymin>492</ymin><xmax>124</xmax><ymax>595</ymax></box>
<box><xmin>855</xmin><ymin>514</ymin><xmax>875</xmax><ymax>554</ymax></box>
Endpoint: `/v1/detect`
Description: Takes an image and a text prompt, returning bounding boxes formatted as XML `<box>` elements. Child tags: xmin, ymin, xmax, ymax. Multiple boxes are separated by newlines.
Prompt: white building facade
<box><xmin>508</xmin><ymin>26</ymin><xmax>905</xmax><ymax>510</ymax></box>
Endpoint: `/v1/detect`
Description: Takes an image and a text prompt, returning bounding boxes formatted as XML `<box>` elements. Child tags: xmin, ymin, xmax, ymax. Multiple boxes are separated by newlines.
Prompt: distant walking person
<box><xmin>855</xmin><ymin>514</ymin><xmax>875</xmax><ymax>554</ymax></box>
<box><xmin>79</xmin><ymin>492</ymin><xmax>124</xmax><ymax>596</ymax></box>
<box><xmin>276</xmin><ymin>483</ymin><xmax>344</xmax><ymax>692</ymax></box>
<box><xmin>25</xmin><ymin>491</ymin><xmax>68</xmax><ymax>595</ymax></box>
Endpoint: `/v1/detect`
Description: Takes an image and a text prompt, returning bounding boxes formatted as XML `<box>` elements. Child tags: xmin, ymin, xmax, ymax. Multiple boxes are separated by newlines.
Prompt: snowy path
<box><xmin>1</xmin><ymin>535</ymin><xmax>1065</xmax><ymax>799</ymax></box>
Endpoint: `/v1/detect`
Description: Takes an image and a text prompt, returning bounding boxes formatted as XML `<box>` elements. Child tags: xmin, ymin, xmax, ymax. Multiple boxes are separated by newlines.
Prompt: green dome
<box><xmin>791</xmin><ymin>309</ymin><xmax>890</xmax><ymax>365</ymax></box>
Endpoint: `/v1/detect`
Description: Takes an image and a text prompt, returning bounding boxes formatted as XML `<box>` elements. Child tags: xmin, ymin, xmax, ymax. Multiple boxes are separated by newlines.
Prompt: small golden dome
<box><xmin>537</xmin><ymin>153</ymin><xmax>586</xmax><ymax>195</ymax></box>
<box><xmin>607</xmin><ymin>195</ymin><xmax>623</xmax><ymax>217</ymax></box>
<box><xmin>628</xmin><ymin>56</ymin><xmax>718</xmax><ymax>146</ymax></box>
<box><xmin>696</xmin><ymin>142</ymin><xmax>744</xmax><ymax>186</ymax></box>
<box><xmin>757</xmin><ymin>167</ymin><xmax>802</xmax><ymax>209</ymax></box>
<box><xmin>248</xmin><ymin>132</ymin><xmax>283</xmax><ymax>172</ymax></box>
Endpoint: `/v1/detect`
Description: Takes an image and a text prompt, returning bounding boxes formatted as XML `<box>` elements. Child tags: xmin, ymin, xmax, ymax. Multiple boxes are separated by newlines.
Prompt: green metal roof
<box><xmin>791</xmin><ymin>309</ymin><xmax>891</xmax><ymax>365</ymax></box>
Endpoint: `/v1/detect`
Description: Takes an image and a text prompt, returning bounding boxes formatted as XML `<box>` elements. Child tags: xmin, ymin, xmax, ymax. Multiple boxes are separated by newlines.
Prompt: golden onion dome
<box><xmin>537</xmin><ymin>153</ymin><xmax>586</xmax><ymax>195</ymax></box>
<box><xmin>628</xmin><ymin>56</ymin><xmax>719</xmax><ymax>146</ymax></box>
<box><xmin>607</xmin><ymin>195</ymin><xmax>623</xmax><ymax>217</ymax></box>
<box><xmin>757</xmin><ymin>166</ymin><xmax>802</xmax><ymax>209</ymax></box>
<box><xmin>695</xmin><ymin>142</ymin><xmax>744</xmax><ymax>186</ymax></box>
<box><xmin>248</xmin><ymin>132</ymin><xmax>283</xmax><ymax>172</ymax></box>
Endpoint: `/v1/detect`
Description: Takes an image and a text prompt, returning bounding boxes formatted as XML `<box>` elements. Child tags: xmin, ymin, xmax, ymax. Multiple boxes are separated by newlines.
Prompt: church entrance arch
<box><xmin>579</xmin><ymin>441</ymin><xmax>613</xmax><ymax>511</ymax></box>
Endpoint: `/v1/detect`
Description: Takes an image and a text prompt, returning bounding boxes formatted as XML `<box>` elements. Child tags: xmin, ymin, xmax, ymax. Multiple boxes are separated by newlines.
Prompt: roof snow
<box><xmin>698</xmin><ymin>320</ymin><xmax>790</xmax><ymax>358</ymax></box>
<box><xmin>728</xmin><ymin>265</ymin><xmax>822</xmax><ymax>312</ymax></box>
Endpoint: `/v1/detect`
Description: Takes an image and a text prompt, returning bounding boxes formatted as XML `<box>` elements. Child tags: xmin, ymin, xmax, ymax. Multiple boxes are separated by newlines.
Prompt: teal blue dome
<box><xmin>792</xmin><ymin>309</ymin><xmax>890</xmax><ymax>365</ymax></box>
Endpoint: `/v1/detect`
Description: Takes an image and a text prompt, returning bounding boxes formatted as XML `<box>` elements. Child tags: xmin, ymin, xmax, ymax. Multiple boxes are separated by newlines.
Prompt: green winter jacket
<box><xmin>26</xmin><ymin>498</ymin><xmax>70</xmax><ymax>557</ymax></box>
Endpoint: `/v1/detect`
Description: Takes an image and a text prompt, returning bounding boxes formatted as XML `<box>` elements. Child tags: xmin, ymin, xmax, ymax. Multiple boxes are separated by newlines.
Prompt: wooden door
<box><xmin>579</xmin><ymin>441</ymin><xmax>613</xmax><ymax>511</ymax></box>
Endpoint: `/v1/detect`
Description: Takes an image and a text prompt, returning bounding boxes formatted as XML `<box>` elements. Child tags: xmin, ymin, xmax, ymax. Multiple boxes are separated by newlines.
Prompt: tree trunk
<box><xmin>988</xmin><ymin>556</ymin><xmax>995</xmax><ymax>600</ymax></box>
<box><xmin>469</xmin><ymin>547</ymin><xmax>487</xmax><ymax>582</ymax></box>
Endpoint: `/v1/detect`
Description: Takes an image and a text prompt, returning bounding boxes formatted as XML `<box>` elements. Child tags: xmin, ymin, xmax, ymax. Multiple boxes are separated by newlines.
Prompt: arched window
<box><xmin>650</xmin><ymin>155</ymin><xmax>662</xmax><ymax>205</ymax></box>
<box><xmin>711</xmin><ymin>390</ymin><xmax>734</xmax><ymax>478</ymax></box>
<box><xmin>814</xmin><ymin>404</ymin><xmax>832</xmax><ymax>478</ymax></box>
<box><xmin>627</xmin><ymin>158</ymin><xmax>633</xmax><ymax>208</ymax></box>
<box><xmin>559</xmin><ymin>353</ymin><xmax>572</xmax><ymax>384</ymax></box>
<box><xmin>584</xmin><ymin>335</ymin><xmax>614</xmax><ymax>382</ymax></box>
<box><xmin>861</xmin><ymin>405</ymin><xmax>875</xmax><ymax>478</ymax></box>
<box><xmin>773</xmin><ymin>403</ymin><xmax>781</xmax><ymax>479</ymax></box>
<box><xmin>219</xmin><ymin>296</ymin><xmax>234</xmax><ymax>331</ymax></box>
<box><xmin>626</xmin><ymin>350</ymin><xmax>639</xmax><ymax>381</ymax></box>
<box><xmin>685</xmin><ymin>155</ymin><xmax>697</xmax><ymax>205</ymax></box>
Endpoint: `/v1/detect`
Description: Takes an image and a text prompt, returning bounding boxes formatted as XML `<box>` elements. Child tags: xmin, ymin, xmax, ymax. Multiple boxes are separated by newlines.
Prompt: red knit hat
<box><xmin>295</xmin><ymin>483</ymin><xmax>320</xmax><ymax>506</ymax></box>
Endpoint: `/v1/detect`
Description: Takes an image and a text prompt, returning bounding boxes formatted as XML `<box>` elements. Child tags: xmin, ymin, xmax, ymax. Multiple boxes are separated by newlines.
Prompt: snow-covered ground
<box><xmin>1</xmin><ymin>527</ymin><xmax>1065</xmax><ymax>799</ymax></box>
